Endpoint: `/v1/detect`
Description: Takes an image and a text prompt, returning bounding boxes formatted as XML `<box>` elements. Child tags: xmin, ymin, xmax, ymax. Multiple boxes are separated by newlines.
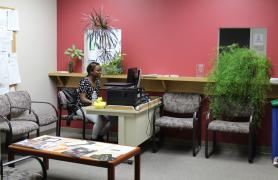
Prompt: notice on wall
<box><xmin>0</xmin><ymin>52</ymin><xmax>10</xmax><ymax>94</ymax></box>
<box><xmin>250</xmin><ymin>28</ymin><xmax>267</xmax><ymax>55</ymax></box>
<box><xmin>7</xmin><ymin>9</ymin><xmax>19</xmax><ymax>31</ymax></box>
<box><xmin>0</xmin><ymin>9</ymin><xmax>8</xmax><ymax>30</ymax></box>
<box><xmin>8</xmin><ymin>53</ymin><xmax>21</xmax><ymax>85</ymax></box>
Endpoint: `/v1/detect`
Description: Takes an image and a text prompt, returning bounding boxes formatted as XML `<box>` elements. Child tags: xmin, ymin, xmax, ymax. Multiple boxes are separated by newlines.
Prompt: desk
<box><xmin>84</xmin><ymin>97</ymin><xmax>161</xmax><ymax>146</ymax></box>
<box><xmin>8</xmin><ymin>135</ymin><xmax>141</xmax><ymax>180</ymax></box>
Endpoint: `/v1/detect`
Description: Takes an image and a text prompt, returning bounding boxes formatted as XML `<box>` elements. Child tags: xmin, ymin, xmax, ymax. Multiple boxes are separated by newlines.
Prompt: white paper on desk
<box><xmin>7</xmin><ymin>10</ymin><xmax>19</xmax><ymax>31</ymax></box>
<box><xmin>8</xmin><ymin>53</ymin><xmax>21</xmax><ymax>85</ymax></box>
<box><xmin>0</xmin><ymin>52</ymin><xmax>10</xmax><ymax>85</ymax></box>
<box><xmin>0</xmin><ymin>9</ymin><xmax>8</xmax><ymax>30</ymax></box>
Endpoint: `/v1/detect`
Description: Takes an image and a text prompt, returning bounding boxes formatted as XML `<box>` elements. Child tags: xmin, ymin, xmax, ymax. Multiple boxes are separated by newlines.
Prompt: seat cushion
<box><xmin>208</xmin><ymin>120</ymin><xmax>250</xmax><ymax>134</ymax></box>
<box><xmin>0</xmin><ymin>121</ymin><xmax>39</xmax><ymax>135</ymax></box>
<box><xmin>155</xmin><ymin>116</ymin><xmax>194</xmax><ymax>129</ymax></box>
<box><xmin>61</xmin><ymin>114</ymin><xmax>84</xmax><ymax>120</ymax></box>
<box><xmin>2</xmin><ymin>166</ymin><xmax>43</xmax><ymax>180</ymax></box>
<box><xmin>11</xmin><ymin>113</ymin><xmax>57</xmax><ymax>126</ymax></box>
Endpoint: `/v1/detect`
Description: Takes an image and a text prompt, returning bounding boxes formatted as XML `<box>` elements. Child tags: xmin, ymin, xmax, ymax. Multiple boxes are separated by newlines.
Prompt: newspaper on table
<box><xmin>14</xmin><ymin>135</ymin><xmax>136</xmax><ymax>161</ymax></box>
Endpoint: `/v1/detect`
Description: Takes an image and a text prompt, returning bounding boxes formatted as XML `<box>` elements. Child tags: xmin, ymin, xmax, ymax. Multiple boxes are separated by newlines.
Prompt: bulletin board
<box><xmin>0</xmin><ymin>6</ymin><xmax>20</xmax><ymax>94</ymax></box>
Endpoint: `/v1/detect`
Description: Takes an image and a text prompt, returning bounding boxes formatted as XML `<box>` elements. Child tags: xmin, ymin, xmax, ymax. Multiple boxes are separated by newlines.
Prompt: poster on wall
<box><xmin>84</xmin><ymin>29</ymin><xmax>121</xmax><ymax>73</ymax></box>
<box><xmin>250</xmin><ymin>28</ymin><xmax>267</xmax><ymax>55</ymax></box>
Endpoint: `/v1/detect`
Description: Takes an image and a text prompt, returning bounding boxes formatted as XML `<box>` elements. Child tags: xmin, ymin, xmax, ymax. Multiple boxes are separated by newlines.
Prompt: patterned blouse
<box><xmin>76</xmin><ymin>78</ymin><xmax>100</xmax><ymax>107</ymax></box>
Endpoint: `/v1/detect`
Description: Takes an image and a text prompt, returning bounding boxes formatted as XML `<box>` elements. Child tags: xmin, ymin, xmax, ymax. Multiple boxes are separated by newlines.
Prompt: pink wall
<box><xmin>58</xmin><ymin>0</ymin><xmax>278</xmax><ymax>76</ymax></box>
<box><xmin>57</xmin><ymin>0</ymin><xmax>278</xmax><ymax>146</ymax></box>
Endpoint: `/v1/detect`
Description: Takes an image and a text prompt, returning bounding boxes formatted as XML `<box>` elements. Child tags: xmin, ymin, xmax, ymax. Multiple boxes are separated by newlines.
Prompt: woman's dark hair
<box><xmin>86</xmin><ymin>61</ymin><xmax>100</xmax><ymax>76</ymax></box>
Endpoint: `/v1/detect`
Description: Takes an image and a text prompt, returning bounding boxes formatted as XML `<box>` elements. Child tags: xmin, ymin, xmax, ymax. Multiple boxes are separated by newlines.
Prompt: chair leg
<box><xmin>36</xmin><ymin>129</ymin><xmax>40</xmax><ymax>137</ymax></box>
<box><xmin>212</xmin><ymin>131</ymin><xmax>216</xmax><ymax>153</ymax></box>
<box><xmin>205</xmin><ymin>127</ymin><xmax>209</xmax><ymax>158</ymax></box>
<box><xmin>192</xmin><ymin>127</ymin><xmax>196</xmax><ymax>157</ymax></box>
<box><xmin>56</xmin><ymin>120</ymin><xmax>60</xmax><ymax>136</ymax></box>
<box><xmin>58</xmin><ymin>117</ymin><xmax>62</xmax><ymax>136</ymax></box>
<box><xmin>82</xmin><ymin>120</ymin><xmax>86</xmax><ymax>140</ymax></box>
<box><xmin>248</xmin><ymin>131</ymin><xmax>256</xmax><ymax>163</ymax></box>
<box><xmin>5</xmin><ymin>132</ymin><xmax>13</xmax><ymax>148</ymax></box>
<box><xmin>152</xmin><ymin>125</ymin><xmax>157</xmax><ymax>153</ymax></box>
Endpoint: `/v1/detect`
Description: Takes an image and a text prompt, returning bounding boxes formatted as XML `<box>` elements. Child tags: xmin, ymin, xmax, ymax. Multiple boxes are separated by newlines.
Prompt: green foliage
<box><xmin>102</xmin><ymin>53</ymin><xmax>123</xmax><ymax>75</ymax></box>
<box><xmin>205</xmin><ymin>45</ymin><xmax>271</xmax><ymax>126</ymax></box>
<box><xmin>64</xmin><ymin>44</ymin><xmax>84</xmax><ymax>60</ymax></box>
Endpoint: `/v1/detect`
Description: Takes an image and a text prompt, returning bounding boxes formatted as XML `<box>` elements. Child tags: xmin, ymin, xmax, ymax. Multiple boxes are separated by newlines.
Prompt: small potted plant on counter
<box><xmin>64</xmin><ymin>44</ymin><xmax>84</xmax><ymax>73</ymax></box>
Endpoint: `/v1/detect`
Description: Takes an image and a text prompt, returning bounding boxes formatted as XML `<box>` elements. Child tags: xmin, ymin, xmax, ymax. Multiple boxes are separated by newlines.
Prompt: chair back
<box><xmin>5</xmin><ymin>91</ymin><xmax>31</xmax><ymax>115</ymax></box>
<box><xmin>211</xmin><ymin>97</ymin><xmax>253</xmax><ymax>118</ymax></box>
<box><xmin>57</xmin><ymin>91</ymin><xmax>68</xmax><ymax>109</ymax></box>
<box><xmin>0</xmin><ymin>95</ymin><xmax>10</xmax><ymax>116</ymax></box>
<box><xmin>163</xmin><ymin>93</ymin><xmax>201</xmax><ymax>114</ymax></box>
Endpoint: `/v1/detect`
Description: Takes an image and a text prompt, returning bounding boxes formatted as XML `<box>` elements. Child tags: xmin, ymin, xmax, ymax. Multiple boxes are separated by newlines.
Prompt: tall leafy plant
<box><xmin>205</xmin><ymin>45</ymin><xmax>271</xmax><ymax>126</ymax></box>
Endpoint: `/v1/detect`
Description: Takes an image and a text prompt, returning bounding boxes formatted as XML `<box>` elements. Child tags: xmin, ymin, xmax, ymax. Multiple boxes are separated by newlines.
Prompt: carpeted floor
<box><xmin>2</xmin><ymin>131</ymin><xmax>278</xmax><ymax>180</ymax></box>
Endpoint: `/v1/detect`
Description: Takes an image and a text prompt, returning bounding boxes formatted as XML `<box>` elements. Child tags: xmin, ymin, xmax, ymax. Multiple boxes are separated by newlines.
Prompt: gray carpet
<box><xmin>2</xmin><ymin>131</ymin><xmax>278</xmax><ymax>180</ymax></box>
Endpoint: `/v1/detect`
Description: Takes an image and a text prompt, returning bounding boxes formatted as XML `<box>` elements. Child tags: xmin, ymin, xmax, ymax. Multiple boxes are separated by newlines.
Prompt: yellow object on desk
<box><xmin>93</xmin><ymin>97</ymin><xmax>107</xmax><ymax>109</ymax></box>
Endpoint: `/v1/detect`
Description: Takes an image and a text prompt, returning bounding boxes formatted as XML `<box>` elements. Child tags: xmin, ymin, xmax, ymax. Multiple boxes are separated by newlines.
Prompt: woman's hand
<box><xmin>80</xmin><ymin>92</ymin><xmax>93</xmax><ymax>105</ymax></box>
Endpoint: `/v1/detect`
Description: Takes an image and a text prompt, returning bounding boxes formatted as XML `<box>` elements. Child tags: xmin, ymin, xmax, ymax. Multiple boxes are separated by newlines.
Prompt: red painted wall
<box><xmin>57</xmin><ymin>0</ymin><xmax>278</xmax><ymax>146</ymax></box>
<box><xmin>58</xmin><ymin>0</ymin><xmax>278</xmax><ymax>76</ymax></box>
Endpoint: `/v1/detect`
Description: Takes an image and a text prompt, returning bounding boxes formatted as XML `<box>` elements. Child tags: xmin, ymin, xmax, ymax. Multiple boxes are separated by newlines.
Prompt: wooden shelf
<box><xmin>48</xmin><ymin>71</ymin><xmax>278</xmax><ymax>98</ymax></box>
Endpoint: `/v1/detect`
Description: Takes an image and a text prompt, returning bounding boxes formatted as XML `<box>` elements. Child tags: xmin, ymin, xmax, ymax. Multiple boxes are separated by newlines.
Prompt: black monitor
<box><xmin>127</xmin><ymin>68</ymin><xmax>141</xmax><ymax>87</ymax></box>
<box><xmin>104</xmin><ymin>68</ymin><xmax>141</xmax><ymax>87</ymax></box>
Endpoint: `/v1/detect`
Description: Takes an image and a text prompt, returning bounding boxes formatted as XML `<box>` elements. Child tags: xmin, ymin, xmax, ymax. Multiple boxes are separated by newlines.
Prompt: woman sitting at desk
<box><xmin>76</xmin><ymin>62</ymin><xmax>110</xmax><ymax>141</ymax></box>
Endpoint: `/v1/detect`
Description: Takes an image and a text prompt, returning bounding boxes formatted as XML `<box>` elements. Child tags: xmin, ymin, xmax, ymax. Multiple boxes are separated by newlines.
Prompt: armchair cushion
<box><xmin>0</xmin><ymin>121</ymin><xmax>39</xmax><ymax>135</ymax></box>
<box><xmin>2</xmin><ymin>166</ymin><xmax>43</xmax><ymax>180</ymax></box>
<box><xmin>155</xmin><ymin>116</ymin><xmax>194</xmax><ymax>129</ymax></box>
<box><xmin>11</xmin><ymin>113</ymin><xmax>57</xmax><ymax>126</ymax></box>
<box><xmin>163</xmin><ymin>93</ymin><xmax>201</xmax><ymax>113</ymax></box>
<box><xmin>208</xmin><ymin>120</ymin><xmax>250</xmax><ymax>134</ymax></box>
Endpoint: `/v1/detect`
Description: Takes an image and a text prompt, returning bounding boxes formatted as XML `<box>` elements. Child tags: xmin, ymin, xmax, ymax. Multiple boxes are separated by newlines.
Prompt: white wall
<box><xmin>0</xmin><ymin>0</ymin><xmax>57</xmax><ymax>130</ymax></box>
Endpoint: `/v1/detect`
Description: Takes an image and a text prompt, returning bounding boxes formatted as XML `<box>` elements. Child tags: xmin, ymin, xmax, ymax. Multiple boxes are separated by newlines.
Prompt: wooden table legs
<box><xmin>43</xmin><ymin>157</ymin><xmax>49</xmax><ymax>170</ymax></box>
<box><xmin>135</xmin><ymin>154</ymin><xmax>140</xmax><ymax>180</ymax></box>
<box><xmin>108</xmin><ymin>166</ymin><xmax>115</xmax><ymax>180</ymax></box>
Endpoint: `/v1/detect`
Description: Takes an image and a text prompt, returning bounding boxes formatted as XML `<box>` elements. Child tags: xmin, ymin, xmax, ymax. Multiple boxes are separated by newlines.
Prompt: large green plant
<box><xmin>205</xmin><ymin>45</ymin><xmax>271</xmax><ymax>126</ymax></box>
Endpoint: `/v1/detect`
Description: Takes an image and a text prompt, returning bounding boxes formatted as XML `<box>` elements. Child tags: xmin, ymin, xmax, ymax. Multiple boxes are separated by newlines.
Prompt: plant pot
<box><xmin>68</xmin><ymin>61</ymin><xmax>74</xmax><ymax>73</ymax></box>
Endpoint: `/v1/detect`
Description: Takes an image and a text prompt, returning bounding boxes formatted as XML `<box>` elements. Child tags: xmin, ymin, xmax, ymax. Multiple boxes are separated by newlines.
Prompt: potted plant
<box><xmin>205</xmin><ymin>44</ymin><xmax>271</xmax><ymax>127</ymax></box>
<box><xmin>64</xmin><ymin>44</ymin><xmax>84</xmax><ymax>73</ymax></box>
<box><xmin>84</xmin><ymin>10</ymin><xmax>119</xmax><ymax>64</ymax></box>
<box><xmin>102</xmin><ymin>53</ymin><xmax>124</xmax><ymax>75</ymax></box>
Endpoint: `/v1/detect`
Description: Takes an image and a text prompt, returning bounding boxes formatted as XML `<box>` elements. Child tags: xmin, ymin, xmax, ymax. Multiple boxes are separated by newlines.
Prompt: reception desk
<box><xmin>84</xmin><ymin>97</ymin><xmax>161</xmax><ymax>146</ymax></box>
<box><xmin>48</xmin><ymin>72</ymin><xmax>278</xmax><ymax>98</ymax></box>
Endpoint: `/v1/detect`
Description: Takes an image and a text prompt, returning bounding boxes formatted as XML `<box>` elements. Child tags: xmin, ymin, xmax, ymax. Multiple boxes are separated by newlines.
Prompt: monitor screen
<box><xmin>127</xmin><ymin>68</ymin><xmax>141</xmax><ymax>87</ymax></box>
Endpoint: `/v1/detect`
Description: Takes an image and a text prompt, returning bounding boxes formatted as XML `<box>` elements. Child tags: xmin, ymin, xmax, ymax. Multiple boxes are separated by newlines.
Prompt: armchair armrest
<box><xmin>10</xmin><ymin>106</ymin><xmax>31</xmax><ymax>114</ymax></box>
<box><xmin>10</xmin><ymin>107</ymin><xmax>39</xmax><ymax>125</ymax></box>
<box><xmin>205</xmin><ymin>110</ymin><xmax>213</xmax><ymax>127</ymax></box>
<box><xmin>3</xmin><ymin>156</ymin><xmax>47</xmax><ymax>180</ymax></box>
<box><xmin>31</xmin><ymin>101</ymin><xmax>58</xmax><ymax>117</ymax></box>
<box><xmin>0</xmin><ymin>115</ymin><xmax>12</xmax><ymax>133</ymax></box>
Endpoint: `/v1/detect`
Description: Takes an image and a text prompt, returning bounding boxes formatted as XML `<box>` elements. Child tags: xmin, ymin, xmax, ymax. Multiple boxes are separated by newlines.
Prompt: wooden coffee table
<box><xmin>8</xmin><ymin>136</ymin><xmax>141</xmax><ymax>180</ymax></box>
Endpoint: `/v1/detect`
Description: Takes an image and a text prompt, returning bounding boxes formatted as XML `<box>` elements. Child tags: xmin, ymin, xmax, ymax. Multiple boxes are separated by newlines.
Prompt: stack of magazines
<box><xmin>15</xmin><ymin>135</ymin><xmax>135</xmax><ymax>161</ymax></box>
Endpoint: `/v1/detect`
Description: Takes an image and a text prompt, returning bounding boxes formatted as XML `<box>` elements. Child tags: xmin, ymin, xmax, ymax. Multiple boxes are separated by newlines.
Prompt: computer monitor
<box><xmin>104</xmin><ymin>68</ymin><xmax>141</xmax><ymax>87</ymax></box>
<box><xmin>127</xmin><ymin>68</ymin><xmax>141</xmax><ymax>87</ymax></box>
